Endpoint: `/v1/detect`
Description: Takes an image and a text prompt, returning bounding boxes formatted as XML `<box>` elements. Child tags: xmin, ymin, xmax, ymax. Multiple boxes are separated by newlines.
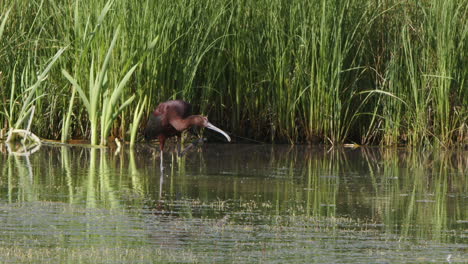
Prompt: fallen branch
<box><xmin>5</xmin><ymin>141</ymin><xmax>41</xmax><ymax>156</ymax></box>
<box><xmin>5</xmin><ymin>129</ymin><xmax>42</xmax><ymax>146</ymax></box>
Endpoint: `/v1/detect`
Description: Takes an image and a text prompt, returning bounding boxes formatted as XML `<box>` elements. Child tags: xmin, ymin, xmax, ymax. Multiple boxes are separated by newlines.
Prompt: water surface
<box><xmin>0</xmin><ymin>143</ymin><xmax>466</xmax><ymax>263</ymax></box>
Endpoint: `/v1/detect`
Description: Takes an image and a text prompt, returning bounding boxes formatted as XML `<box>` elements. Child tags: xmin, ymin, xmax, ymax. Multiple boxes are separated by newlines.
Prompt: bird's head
<box><xmin>190</xmin><ymin>116</ymin><xmax>209</xmax><ymax>127</ymax></box>
<box><xmin>190</xmin><ymin>115</ymin><xmax>231</xmax><ymax>142</ymax></box>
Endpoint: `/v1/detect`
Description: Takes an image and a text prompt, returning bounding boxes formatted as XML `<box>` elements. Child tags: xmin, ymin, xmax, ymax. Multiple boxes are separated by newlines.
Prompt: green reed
<box><xmin>0</xmin><ymin>0</ymin><xmax>466</xmax><ymax>146</ymax></box>
<box><xmin>61</xmin><ymin>4</ymin><xmax>138</xmax><ymax>146</ymax></box>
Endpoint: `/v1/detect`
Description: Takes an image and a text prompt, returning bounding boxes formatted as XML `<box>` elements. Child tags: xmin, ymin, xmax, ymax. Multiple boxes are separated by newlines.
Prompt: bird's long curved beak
<box><xmin>206</xmin><ymin>122</ymin><xmax>231</xmax><ymax>142</ymax></box>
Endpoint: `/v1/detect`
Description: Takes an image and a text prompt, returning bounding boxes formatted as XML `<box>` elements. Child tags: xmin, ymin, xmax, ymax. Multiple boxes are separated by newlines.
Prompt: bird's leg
<box><xmin>159</xmin><ymin>155</ymin><xmax>164</xmax><ymax>199</ymax></box>
<box><xmin>158</xmin><ymin>135</ymin><xmax>165</xmax><ymax>172</ymax></box>
<box><xmin>160</xmin><ymin>149</ymin><xmax>164</xmax><ymax>173</ymax></box>
<box><xmin>158</xmin><ymin>137</ymin><xmax>166</xmax><ymax>197</ymax></box>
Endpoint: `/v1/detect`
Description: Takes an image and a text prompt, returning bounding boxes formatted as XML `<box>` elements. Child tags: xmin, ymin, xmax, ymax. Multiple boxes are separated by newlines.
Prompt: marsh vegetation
<box><xmin>0</xmin><ymin>0</ymin><xmax>466</xmax><ymax>146</ymax></box>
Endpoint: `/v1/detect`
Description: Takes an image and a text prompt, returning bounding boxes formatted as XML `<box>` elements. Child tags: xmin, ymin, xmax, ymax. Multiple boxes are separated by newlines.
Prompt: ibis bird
<box><xmin>143</xmin><ymin>100</ymin><xmax>231</xmax><ymax>169</ymax></box>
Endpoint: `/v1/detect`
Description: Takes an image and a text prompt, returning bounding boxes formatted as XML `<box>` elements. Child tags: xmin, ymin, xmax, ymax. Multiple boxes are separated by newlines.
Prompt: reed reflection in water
<box><xmin>0</xmin><ymin>143</ymin><xmax>466</xmax><ymax>263</ymax></box>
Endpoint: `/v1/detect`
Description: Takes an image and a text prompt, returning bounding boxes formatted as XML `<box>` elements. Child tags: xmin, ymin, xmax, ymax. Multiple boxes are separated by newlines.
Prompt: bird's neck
<box><xmin>171</xmin><ymin>115</ymin><xmax>203</xmax><ymax>131</ymax></box>
<box><xmin>170</xmin><ymin>119</ymin><xmax>189</xmax><ymax>131</ymax></box>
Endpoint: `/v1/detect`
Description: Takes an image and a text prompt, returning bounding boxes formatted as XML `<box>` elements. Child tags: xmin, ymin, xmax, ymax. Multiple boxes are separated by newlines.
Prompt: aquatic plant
<box><xmin>130</xmin><ymin>96</ymin><xmax>147</xmax><ymax>147</ymax></box>
<box><xmin>62</xmin><ymin>27</ymin><xmax>137</xmax><ymax>146</ymax></box>
<box><xmin>0</xmin><ymin>0</ymin><xmax>466</xmax><ymax>146</ymax></box>
<box><xmin>0</xmin><ymin>6</ymin><xmax>65</xmax><ymax>143</ymax></box>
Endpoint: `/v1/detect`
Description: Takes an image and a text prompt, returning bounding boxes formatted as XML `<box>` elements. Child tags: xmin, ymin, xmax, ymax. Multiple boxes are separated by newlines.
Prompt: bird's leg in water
<box><xmin>159</xmin><ymin>169</ymin><xmax>164</xmax><ymax>199</ymax></box>
<box><xmin>160</xmin><ymin>149</ymin><xmax>164</xmax><ymax>173</ymax></box>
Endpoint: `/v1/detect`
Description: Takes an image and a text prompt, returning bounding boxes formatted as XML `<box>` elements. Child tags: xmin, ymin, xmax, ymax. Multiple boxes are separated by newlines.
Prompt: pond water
<box><xmin>0</xmin><ymin>143</ymin><xmax>466</xmax><ymax>263</ymax></box>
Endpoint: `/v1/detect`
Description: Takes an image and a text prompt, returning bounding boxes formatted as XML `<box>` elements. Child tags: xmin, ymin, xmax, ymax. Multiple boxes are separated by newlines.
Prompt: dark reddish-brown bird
<box><xmin>144</xmin><ymin>100</ymin><xmax>231</xmax><ymax>167</ymax></box>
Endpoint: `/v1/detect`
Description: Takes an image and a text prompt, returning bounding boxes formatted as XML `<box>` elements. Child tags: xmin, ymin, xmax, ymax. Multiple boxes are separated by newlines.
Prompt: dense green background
<box><xmin>0</xmin><ymin>0</ymin><xmax>466</xmax><ymax>146</ymax></box>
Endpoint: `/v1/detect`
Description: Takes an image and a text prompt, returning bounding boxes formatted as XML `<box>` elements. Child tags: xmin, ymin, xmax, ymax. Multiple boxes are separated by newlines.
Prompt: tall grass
<box><xmin>62</xmin><ymin>26</ymin><xmax>137</xmax><ymax>146</ymax></box>
<box><xmin>0</xmin><ymin>0</ymin><xmax>466</xmax><ymax>146</ymax></box>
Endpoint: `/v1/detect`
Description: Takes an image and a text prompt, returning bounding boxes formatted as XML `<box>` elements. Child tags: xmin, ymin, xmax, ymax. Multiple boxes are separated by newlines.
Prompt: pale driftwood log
<box><xmin>5</xmin><ymin>142</ymin><xmax>41</xmax><ymax>156</ymax></box>
<box><xmin>5</xmin><ymin>129</ymin><xmax>42</xmax><ymax>146</ymax></box>
<box><xmin>5</xmin><ymin>128</ymin><xmax>41</xmax><ymax>156</ymax></box>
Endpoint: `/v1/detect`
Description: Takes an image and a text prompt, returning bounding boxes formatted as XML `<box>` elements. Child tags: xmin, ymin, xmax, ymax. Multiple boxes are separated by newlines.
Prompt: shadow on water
<box><xmin>0</xmin><ymin>143</ymin><xmax>466</xmax><ymax>263</ymax></box>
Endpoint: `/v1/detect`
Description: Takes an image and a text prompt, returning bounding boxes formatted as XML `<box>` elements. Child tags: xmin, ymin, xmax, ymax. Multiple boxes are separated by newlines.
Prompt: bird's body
<box><xmin>144</xmin><ymin>100</ymin><xmax>191</xmax><ymax>149</ymax></box>
<box><xmin>144</xmin><ymin>99</ymin><xmax>230</xmax><ymax>153</ymax></box>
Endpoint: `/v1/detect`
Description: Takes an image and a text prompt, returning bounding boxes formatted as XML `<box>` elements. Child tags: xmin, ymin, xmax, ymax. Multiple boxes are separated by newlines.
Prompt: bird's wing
<box><xmin>156</xmin><ymin>103</ymin><xmax>181</xmax><ymax>131</ymax></box>
<box><xmin>153</xmin><ymin>100</ymin><xmax>192</xmax><ymax>132</ymax></box>
<box><xmin>144</xmin><ymin>114</ymin><xmax>166</xmax><ymax>138</ymax></box>
<box><xmin>154</xmin><ymin>104</ymin><xmax>170</xmax><ymax>127</ymax></box>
